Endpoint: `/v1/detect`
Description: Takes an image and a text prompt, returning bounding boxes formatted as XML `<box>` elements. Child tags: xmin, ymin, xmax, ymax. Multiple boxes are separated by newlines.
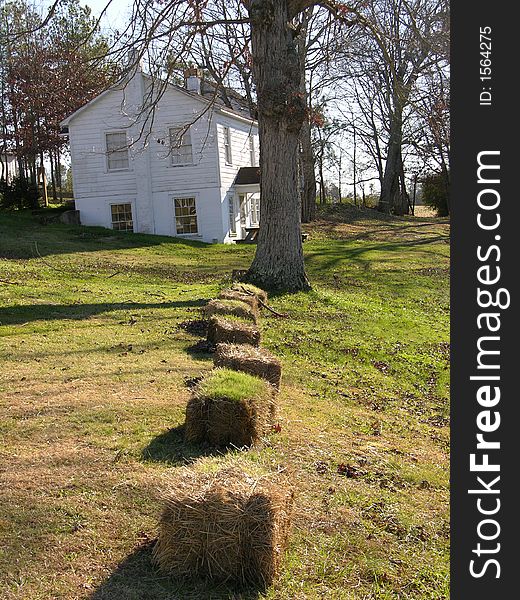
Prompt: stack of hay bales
<box><xmin>231</xmin><ymin>282</ymin><xmax>268</xmax><ymax>305</ymax></box>
<box><xmin>207</xmin><ymin>315</ymin><xmax>261</xmax><ymax>347</ymax></box>
<box><xmin>185</xmin><ymin>368</ymin><xmax>275</xmax><ymax>448</ymax></box>
<box><xmin>219</xmin><ymin>288</ymin><xmax>259</xmax><ymax>311</ymax></box>
<box><xmin>154</xmin><ymin>460</ymin><xmax>294</xmax><ymax>587</ymax></box>
<box><xmin>214</xmin><ymin>343</ymin><xmax>282</xmax><ymax>390</ymax></box>
<box><xmin>155</xmin><ymin>282</ymin><xmax>292</xmax><ymax>589</ymax></box>
<box><xmin>186</xmin><ymin>285</ymin><xmax>281</xmax><ymax>449</ymax></box>
<box><xmin>204</xmin><ymin>283</ymin><xmax>267</xmax><ymax>348</ymax></box>
<box><xmin>204</xmin><ymin>298</ymin><xmax>258</xmax><ymax>323</ymax></box>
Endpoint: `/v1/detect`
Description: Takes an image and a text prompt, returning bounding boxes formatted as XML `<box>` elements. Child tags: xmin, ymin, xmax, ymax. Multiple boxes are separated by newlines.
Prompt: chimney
<box><xmin>184</xmin><ymin>67</ymin><xmax>203</xmax><ymax>94</ymax></box>
<box><xmin>126</xmin><ymin>48</ymin><xmax>142</xmax><ymax>71</ymax></box>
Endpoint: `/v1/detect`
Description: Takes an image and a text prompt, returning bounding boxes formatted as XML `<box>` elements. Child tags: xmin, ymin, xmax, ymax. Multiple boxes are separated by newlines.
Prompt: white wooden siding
<box><xmin>145</xmin><ymin>84</ymin><xmax>220</xmax><ymax>194</ymax></box>
<box><xmin>67</xmin><ymin>69</ymin><xmax>257</xmax><ymax>242</ymax></box>
<box><xmin>216</xmin><ymin>117</ymin><xmax>259</xmax><ymax>193</ymax></box>
<box><xmin>215</xmin><ymin>116</ymin><xmax>259</xmax><ymax>242</ymax></box>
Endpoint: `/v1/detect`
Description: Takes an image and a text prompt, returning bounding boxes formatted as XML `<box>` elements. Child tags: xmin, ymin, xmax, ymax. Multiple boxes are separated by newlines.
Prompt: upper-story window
<box><xmin>223</xmin><ymin>126</ymin><xmax>232</xmax><ymax>164</ymax></box>
<box><xmin>106</xmin><ymin>132</ymin><xmax>129</xmax><ymax>171</ymax></box>
<box><xmin>249</xmin><ymin>135</ymin><xmax>256</xmax><ymax>167</ymax></box>
<box><xmin>169</xmin><ymin>126</ymin><xmax>193</xmax><ymax>166</ymax></box>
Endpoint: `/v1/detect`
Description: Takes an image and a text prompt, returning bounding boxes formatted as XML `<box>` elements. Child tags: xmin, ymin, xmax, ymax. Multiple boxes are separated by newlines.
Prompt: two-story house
<box><xmin>60</xmin><ymin>65</ymin><xmax>260</xmax><ymax>243</ymax></box>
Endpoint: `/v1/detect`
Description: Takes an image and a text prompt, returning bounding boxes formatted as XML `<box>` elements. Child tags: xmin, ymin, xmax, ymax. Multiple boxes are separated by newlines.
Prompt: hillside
<box><xmin>0</xmin><ymin>207</ymin><xmax>450</xmax><ymax>599</ymax></box>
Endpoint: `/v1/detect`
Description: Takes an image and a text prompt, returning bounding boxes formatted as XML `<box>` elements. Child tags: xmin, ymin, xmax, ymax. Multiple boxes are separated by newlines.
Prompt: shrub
<box><xmin>0</xmin><ymin>176</ymin><xmax>39</xmax><ymax>210</ymax></box>
<box><xmin>420</xmin><ymin>171</ymin><xmax>450</xmax><ymax>217</ymax></box>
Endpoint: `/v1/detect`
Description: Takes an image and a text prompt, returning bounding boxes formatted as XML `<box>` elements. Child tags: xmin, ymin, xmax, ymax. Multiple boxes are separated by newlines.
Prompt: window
<box><xmin>249</xmin><ymin>135</ymin><xmax>256</xmax><ymax>167</ymax></box>
<box><xmin>111</xmin><ymin>203</ymin><xmax>133</xmax><ymax>232</ymax></box>
<box><xmin>228</xmin><ymin>197</ymin><xmax>237</xmax><ymax>236</ymax></box>
<box><xmin>174</xmin><ymin>197</ymin><xmax>198</xmax><ymax>234</ymax></box>
<box><xmin>223</xmin><ymin>126</ymin><xmax>232</xmax><ymax>164</ymax></box>
<box><xmin>250</xmin><ymin>195</ymin><xmax>260</xmax><ymax>225</ymax></box>
<box><xmin>106</xmin><ymin>132</ymin><xmax>129</xmax><ymax>171</ymax></box>
<box><xmin>169</xmin><ymin>126</ymin><xmax>193</xmax><ymax>166</ymax></box>
<box><xmin>239</xmin><ymin>194</ymin><xmax>247</xmax><ymax>228</ymax></box>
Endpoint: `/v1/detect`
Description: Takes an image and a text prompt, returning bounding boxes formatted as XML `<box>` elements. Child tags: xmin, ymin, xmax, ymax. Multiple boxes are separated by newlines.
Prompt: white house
<box><xmin>61</xmin><ymin>66</ymin><xmax>260</xmax><ymax>243</ymax></box>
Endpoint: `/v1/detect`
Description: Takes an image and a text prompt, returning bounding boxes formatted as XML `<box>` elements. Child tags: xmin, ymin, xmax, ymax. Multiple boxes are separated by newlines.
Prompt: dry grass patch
<box><xmin>184</xmin><ymin>368</ymin><xmax>275</xmax><ymax>448</ymax></box>
<box><xmin>204</xmin><ymin>298</ymin><xmax>258</xmax><ymax>323</ymax></box>
<box><xmin>214</xmin><ymin>342</ymin><xmax>282</xmax><ymax>390</ymax></box>
<box><xmin>207</xmin><ymin>315</ymin><xmax>261</xmax><ymax>347</ymax></box>
<box><xmin>153</xmin><ymin>458</ymin><xmax>294</xmax><ymax>588</ymax></box>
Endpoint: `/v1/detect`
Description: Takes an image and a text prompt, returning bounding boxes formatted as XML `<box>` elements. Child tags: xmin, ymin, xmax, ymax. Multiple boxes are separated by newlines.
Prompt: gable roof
<box><xmin>61</xmin><ymin>70</ymin><xmax>256</xmax><ymax>128</ymax></box>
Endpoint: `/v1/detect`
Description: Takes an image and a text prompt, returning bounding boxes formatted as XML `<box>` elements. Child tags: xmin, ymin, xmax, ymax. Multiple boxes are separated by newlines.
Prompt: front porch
<box><xmin>226</xmin><ymin>167</ymin><xmax>308</xmax><ymax>244</ymax></box>
<box><xmin>228</xmin><ymin>167</ymin><xmax>260</xmax><ymax>242</ymax></box>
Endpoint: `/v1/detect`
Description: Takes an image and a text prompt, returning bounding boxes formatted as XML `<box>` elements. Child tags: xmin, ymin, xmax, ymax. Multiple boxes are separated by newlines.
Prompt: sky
<box><xmin>35</xmin><ymin>0</ymin><xmax>380</xmax><ymax>195</ymax></box>
<box><xmin>80</xmin><ymin>0</ymin><xmax>131</xmax><ymax>30</ymax></box>
<box><xmin>41</xmin><ymin>0</ymin><xmax>131</xmax><ymax>33</ymax></box>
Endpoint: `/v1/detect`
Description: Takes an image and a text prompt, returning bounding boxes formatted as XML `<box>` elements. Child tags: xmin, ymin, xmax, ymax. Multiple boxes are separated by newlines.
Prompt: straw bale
<box><xmin>204</xmin><ymin>298</ymin><xmax>258</xmax><ymax>323</ymax></box>
<box><xmin>207</xmin><ymin>316</ymin><xmax>260</xmax><ymax>347</ymax></box>
<box><xmin>153</xmin><ymin>465</ymin><xmax>294</xmax><ymax>587</ymax></box>
<box><xmin>184</xmin><ymin>369</ymin><xmax>275</xmax><ymax>448</ymax></box>
<box><xmin>231</xmin><ymin>283</ymin><xmax>268</xmax><ymax>304</ymax></box>
<box><xmin>214</xmin><ymin>343</ymin><xmax>282</xmax><ymax>390</ymax></box>
<box><xmin>219</xmin><ymin>289</ymin><xmax>259</xmax><ymax>311</ymax></box>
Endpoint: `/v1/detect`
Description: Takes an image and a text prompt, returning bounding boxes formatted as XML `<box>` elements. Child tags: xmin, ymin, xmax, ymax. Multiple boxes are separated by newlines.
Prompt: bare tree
<box><xmin>97</xmin><ymin>0</ymin><xmax>362</xmax><ymax>291</ymax></box>
<box><xmin>335</xmin><ymin>0</ymin><xmax>448</xmax><ymax>214</ymax></box>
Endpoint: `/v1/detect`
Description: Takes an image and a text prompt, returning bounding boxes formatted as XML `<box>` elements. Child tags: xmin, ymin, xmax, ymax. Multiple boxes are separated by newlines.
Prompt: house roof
<box><xmin>60</xmin><ymin>69</ymin><xmax>256</xmax><ymax>128</ymax></box>
<box><xmin>197</xmin><ymin>79</ymin><xmax>254</xmax><ymax>118</ymax></box>
<box><xmin>234</xmin><ymin>167</ymin><xmax>260</xmax><ymax>186</ymax></box>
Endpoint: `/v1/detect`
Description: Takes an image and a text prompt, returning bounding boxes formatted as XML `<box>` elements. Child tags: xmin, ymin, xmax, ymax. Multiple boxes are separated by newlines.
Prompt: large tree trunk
<box><xmin>245</xmin><ymin>0</ymin><xmax>310</xmax><ymax>292</ymax></box>
<box><xmin>378</xmin><ymin>111</ymin><xmax>403</xmax><ymax>214</ymax></box>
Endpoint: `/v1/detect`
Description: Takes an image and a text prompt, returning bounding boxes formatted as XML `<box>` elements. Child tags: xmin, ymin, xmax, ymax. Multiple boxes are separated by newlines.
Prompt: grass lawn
<box><xmin>0</xmin><ymin>206</ymin><xmax>450</xmax><ymax>599</ymax></box>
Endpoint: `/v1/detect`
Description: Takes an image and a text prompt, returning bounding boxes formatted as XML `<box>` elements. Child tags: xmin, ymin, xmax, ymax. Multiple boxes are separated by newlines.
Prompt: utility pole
<box><xmin>38</xmin><ymin>164</ymin><xmax>48</xmax><ymax>207</ymax></box>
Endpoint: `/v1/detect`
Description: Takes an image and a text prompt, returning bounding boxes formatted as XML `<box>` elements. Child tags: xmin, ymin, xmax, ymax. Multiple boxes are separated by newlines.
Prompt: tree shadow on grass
<box><xmin>0</xmin><ymin>211</ymin><xmax>212</xmax><ymax>259</ymax></box>
<box><xmin>304</xmin><ymin>235</ymin><xmax>449</xmax><ymax>272</ymax></box>
<box><xmin>90</xmin><ymin>541</ymin><xmax>263</xmax><ymax>600</ymax></box>
<box><xmin>141</xmin><ymin>424</ymin><xmax>221</xmax><ymax>466</ymax></box>
<box><xmin>0</xmin><ymin>299</ymin><xmax>209</xmax><ymax>326</ymax></box>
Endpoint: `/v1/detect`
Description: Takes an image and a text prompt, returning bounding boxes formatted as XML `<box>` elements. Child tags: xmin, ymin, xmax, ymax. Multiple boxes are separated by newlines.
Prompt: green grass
<box><xmin>197</xmin><ymin>368</ymin><xmax>269</xmax><ymax>402</ymax></box>
<box><xmin>0</xmin><ymin>206</ymin><xmax>450</xmax><ymax>599</ymax></box>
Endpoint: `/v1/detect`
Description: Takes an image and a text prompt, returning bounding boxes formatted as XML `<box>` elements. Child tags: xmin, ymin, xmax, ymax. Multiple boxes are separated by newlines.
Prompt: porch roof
<box><xmin>233</xmin><ymin>167</ymin><xmax>260</xmax><ymax>186</ymax></box>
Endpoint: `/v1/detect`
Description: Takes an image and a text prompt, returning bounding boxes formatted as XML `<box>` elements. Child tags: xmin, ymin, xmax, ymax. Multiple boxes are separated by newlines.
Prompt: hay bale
<box><xmin>153</xmin><ymin>462</ymin><xmax>294</xmax><ymax>587</ymax></box>
<box><xmin>214</xmin><ymin>343</ymin><xmax>282</xmax><ymax>390</ymax></box>
<box><xmin>231</xmin><ymin>282</ymin><xmax>268</xmax><ymax>304</ymax></box>
<box><xmin>204</xmin><ymin>298</ymin><xmax>258</xmax><ymax>323</ymax></box>
<box><xmin>219</xmin><ymin>288</ymin><xmax>259</xmax><ymax>311</ymax></box>
<box><xmin>207</xmin><ymin>316</ymin><xmax>261</xmax><ymax>347</ymax></box>
<box><xmin>185</xmin><ymin>368</ymin><xmax>275</xmax><ymax>448</ymax></box>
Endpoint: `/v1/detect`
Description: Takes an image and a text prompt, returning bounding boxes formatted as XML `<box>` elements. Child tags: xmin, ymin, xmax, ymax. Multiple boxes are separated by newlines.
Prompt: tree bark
<box><xmin>378</xmin><ymin>110</ymin><xmax>402</xmax><ymax>214</ymax></box>
<box><xmin>245</xmin><ymin>0</ymin><xmax>310</xmax><ymax>292</ymax></box>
